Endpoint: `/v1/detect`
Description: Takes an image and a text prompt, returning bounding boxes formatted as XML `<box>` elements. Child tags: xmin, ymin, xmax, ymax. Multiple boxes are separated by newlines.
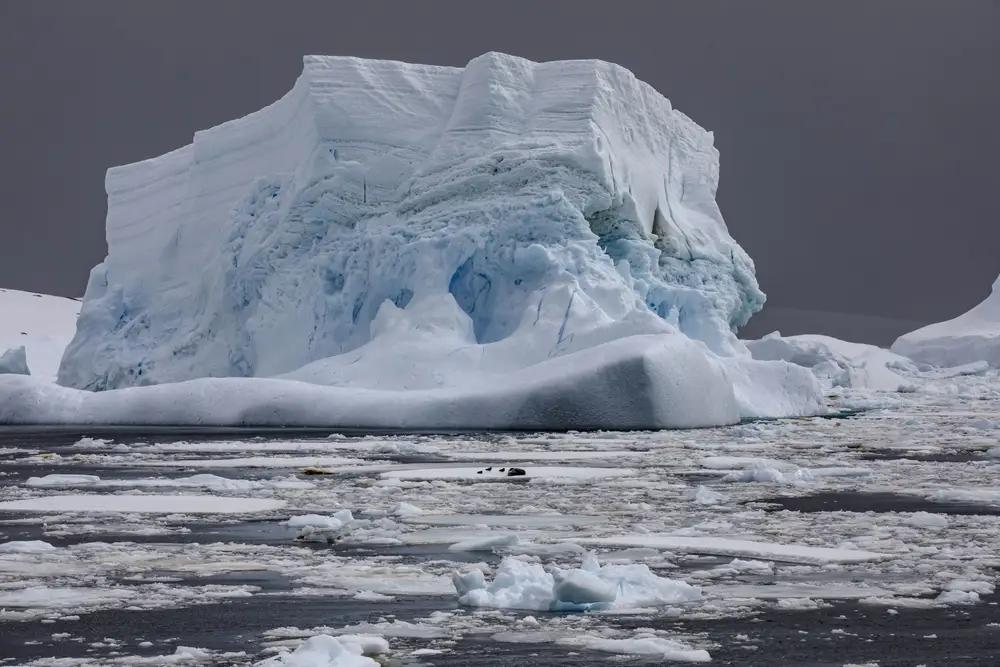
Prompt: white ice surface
<box><xmin>566</xmin><ymin>635</ymin><xmax>710</xmax><ymax>662</ymax></box>
<box><xmin>576</xmin><ymin>535</ymin><xmax>887</xmax><ymax>564</ymax></box>
<box><xmin>453</xmin><ymin>553</ymin><xmax>701</xmax><ymax>611</ymax></box>
<box><xmin>746</xmin><ymin>331</ymin><xmax>918</xmax><ymax>391</ymax></box>
<box><xmin>0</xmin><ymin>494</ymin><xmax>286</xmax><ymax>514</ymax></box>
<box><xmin>894</xmin><ymin>274</ymin><xmax>1000</xmax><ymax>368</ymax></box>
<box><xmin>0</xmin><ymin>288</ymin><xmax>80</xmax><ymax>382</ymax></box>
<box><xmin>23</xmin><ymin>52</ymin><xmax>822</xmax><ymax>430</ymax></box>
<box><xmin>380</xmin><ymin>465</ymin><xmax>633</xmax><ymax>482</ymax></box>
<box><xmin>255</xmin><ymin>634</ymin><xmax>388</xmax><ymax>667</ymax></box>
<box><xmin>25</xmin><ymin>473</ymin><xmax>314</xmax><ymax>491</ymax></box>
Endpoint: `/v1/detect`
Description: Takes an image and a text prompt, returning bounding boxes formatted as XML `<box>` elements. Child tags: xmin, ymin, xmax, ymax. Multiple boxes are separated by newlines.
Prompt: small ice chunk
<box><xmin>0</xmin><ymin>346</ymin><xmax>29</xmax><ymax>375</ymax></box>
<box><xmin>943</xmin><ymin>580</ymin><xmax>994</xmax><ymax>595</ymax></box>
<box><xmin>285</xmin><ymin>512</ymin><xmax>354</xmax><ymax>542</ymax></box>
<box><xmin>453</xmin><ymin>554</ymin><xmax>700</xmax><ymax>611</ymax></box>
<box><xmin>935</xmin><ymin>589</ymin><xmax>980</xmax><ymax>605</ymax></box>
<box><xmin>903</xmin><ymin>512</ymin><xmax>948</xmax><ymax>529</ymax></box>
<box><xmin>392</xmin><ymin>502</ymin><xmax>424</xmax><ymax>516</ymax></box>
<box><xmin>722</xmin><ymin>463</ymin><xmax>814</xmax><ymax>484</ymax></box>
<box><xmin>451</xmin><ymin>569</ymin><xmax>486</xmax><ymax>597</ymax></box>
<box><xmin>0</xmin><ymin>540</ymin><xmax>57</xmax><ymax>553</ymax></box>
<box><xmin>568</xmin><ymin>635</ymin><xmax>710</xmax><ymax>662</ymax></box>
<box><xmin>255</xmin><ymin>633</ymin><xmax>388</xmax><ymax>666</ymax></box>
<box><xmin>285</xmin><ymin>514</ymin><xmax>346</xmax><ymax>530</ymax></box>
<box><xmin>687</xmin><ymin>485</ymin><xmax>726</xmax><ymax>505</ymax></box>
<box><xmin>448</xmin><ymin>533</ymin><xmax>519</xmax><ymax>552</ymax></box>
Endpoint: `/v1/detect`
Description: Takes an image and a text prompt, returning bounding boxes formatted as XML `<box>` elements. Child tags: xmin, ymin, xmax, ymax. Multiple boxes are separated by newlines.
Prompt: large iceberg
<box><xmin>3</xmin><ymin>53</ymin><xmax>821</xmax><ymax>429</ymax></box>
<box><xmin>893</xmin><ymin>274</ymin><xmax>1000</xmax><ymax>368</ymax></box>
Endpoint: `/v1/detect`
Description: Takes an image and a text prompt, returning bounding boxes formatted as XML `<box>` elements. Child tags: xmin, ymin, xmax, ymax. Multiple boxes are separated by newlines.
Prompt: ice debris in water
<box><xmin>285</xmin><ymin>511</ymin><xmax>356</xmax><ymax>541</ymax></box>
<box><xmin>452</xmin><ymin>552</ymin><xmax>701</xmax><ymax>611</ymax></box>
<box><xmin>255</xmin><ymin>633</ymin><xmax>388</xmax><ymax>667</ymax></box>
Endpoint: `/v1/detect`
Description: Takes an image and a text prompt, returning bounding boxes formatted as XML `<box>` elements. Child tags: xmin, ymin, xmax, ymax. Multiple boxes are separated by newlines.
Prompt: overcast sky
<box><xmin>2</xmin><ymin>1</ymin><xmax>998</xmax><ymax>344</ymax></box>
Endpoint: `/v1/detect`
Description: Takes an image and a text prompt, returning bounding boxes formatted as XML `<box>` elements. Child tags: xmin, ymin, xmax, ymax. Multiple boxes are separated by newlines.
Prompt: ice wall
<box><xmin>58</xmin><ymin>53</ymin><xmax>765</xmax><ymax>392</ymax></box>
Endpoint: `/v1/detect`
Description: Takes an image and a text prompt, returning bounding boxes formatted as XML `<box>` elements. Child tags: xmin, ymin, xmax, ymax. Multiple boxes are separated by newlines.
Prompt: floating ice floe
<box><xmin>562</xmin><ymin>634</ymin><xmax>710</xmax><ymax>662</ymax></box>
<box><xmin>453</xmin><ymin>553</ymin><xmax>701</xmax><ymax>611</ymax></box>
<box><xmin>285</xmin><ymin>510</ymin><xmax>356</xmax><ymax>541</ymax></box>
<box><xmin>0</xmin><ymin>494</ymin><xmax>286</xmax><ymax>514</ymax></box>
<box><xmin>25</xmin><ymin>473</ymin><xmax>314</xmax><ymax>491</ymax></box>
<box><xmin>380</xmin><ymin>465</ymin><xmax>633</xmax><ymax>482</ymax></box>
<box><xmin>0</xmin><ymin>540</ymin><xmax>58</xmax><ymax>553</ymax></box>
<box><xmin>255</xmin><ymin>633</ymin><xmax>388</xmax><ymax>667</ymax></box>
<box><xmin>924</xmin><ymin>487</ymin><xmax>1000</xmax><ymax>506</ymax></box>
<box><xmin>575</xmin><ymin>535</ymin><xmax>888</xmax><ymax>565</ymax></box>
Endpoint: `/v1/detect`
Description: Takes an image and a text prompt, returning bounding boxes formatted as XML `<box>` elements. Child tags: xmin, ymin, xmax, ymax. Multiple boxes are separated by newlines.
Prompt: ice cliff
<box><xmin>35</xmin><ymin>53</ymin><xmax>821</xmax><ymax>429</ymax></box>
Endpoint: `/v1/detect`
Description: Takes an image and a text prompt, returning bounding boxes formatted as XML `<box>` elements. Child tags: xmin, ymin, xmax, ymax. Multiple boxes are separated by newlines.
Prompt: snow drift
<box><xmin>893</xmin><ymin>274</ymin><xmax>1000</xmax><ymax>368</ymax></box>
<box><xmin>6</xmin><ymin>53</ymin><xmax>823</xmax><ymax>429</ymax></box>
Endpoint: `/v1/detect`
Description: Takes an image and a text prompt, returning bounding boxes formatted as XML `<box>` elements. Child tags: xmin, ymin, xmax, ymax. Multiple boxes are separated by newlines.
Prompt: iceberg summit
<box><xmin>1</xmin><ymin>53</ymin><xmax>822</xmax><ymax>429</ymax></box>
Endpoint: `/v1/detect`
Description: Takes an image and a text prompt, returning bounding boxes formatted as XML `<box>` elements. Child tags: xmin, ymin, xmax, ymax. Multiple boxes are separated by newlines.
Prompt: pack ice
<box><xmin>893</xmin><ymin>273</ymin><xmax>1000</xmax><ymax>368</ymax></box>
<box><xmin>4</xmin><ymin>53</ymin><xmax>822</xmax><ymax>429</ymax></box>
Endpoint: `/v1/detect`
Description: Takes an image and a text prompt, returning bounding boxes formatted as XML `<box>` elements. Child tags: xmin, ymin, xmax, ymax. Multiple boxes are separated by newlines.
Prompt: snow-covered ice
<box><xmin>893</xmin><ymin>273</ymin><xmax>1000</xmax><ymax>368</ymax></box>
<box><xmin>0</xmin><ymin>494</ymin><xmax>286</xmax><ymax>514</ymax></box>
<box><xmin>0</xmin><ymin>288</ymin><xmax>80</xmax><ymax>383</ymax></box>
<box><xmin>453</xmin><ymin>553</ymin><xmax>701</xmax><ymax>611</ymax></box>
<box><xmin>577</xmin><ymin>535</ymin><xmax>887</xmax><ymax>565</ymax></box>
<box><xmin>0</xmin><ymin>52</ymin><xmax>826</xmax><ymax>430</ymax></box>
<box><xmin>746</xmin><ymin>331</ymin><xmax>918</xmax><ymax>391</ymax></box>
<box><xmin>255</xmin><ymin>634</ymin><xmax>388</xmax><ymax>667</ymax></box>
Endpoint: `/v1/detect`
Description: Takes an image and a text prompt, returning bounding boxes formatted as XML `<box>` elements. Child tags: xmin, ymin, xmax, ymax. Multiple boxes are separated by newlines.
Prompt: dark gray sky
<box><xmin>2</xmin><ymin>1</ymin><xmax>998</xmax><ymax>344</ymax></box>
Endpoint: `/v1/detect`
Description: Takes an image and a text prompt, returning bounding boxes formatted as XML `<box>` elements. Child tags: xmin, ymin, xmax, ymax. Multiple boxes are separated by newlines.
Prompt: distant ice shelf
<box><xmin>4</xmin><ymin>52</ymin><xmax>826</xmax><ymax>429</ymax></box>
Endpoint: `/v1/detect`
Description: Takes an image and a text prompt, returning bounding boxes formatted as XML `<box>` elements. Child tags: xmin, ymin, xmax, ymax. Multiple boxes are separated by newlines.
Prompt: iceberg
<box><xmin>893</xmin><ymin>274</ymin><xmax>1000</xmax><ymax>368</ymax></box>
<box><xmin>746</xmin><ymin>332</ymin><xmax>918</xmax><ymax>391</ymax></box>
<box><xmin>0</xmin><ymin>346</ymin><xmax>29</xmax><ymax>376</ymax></box>
<box><xmin>452</xmin><ymin>553</ymin><xmax>701</xmax><ymax>611</ymax></box>
<box><xmin>3</xmin><ymin>53</ymin><xmax>822</xmax><ymax>429</ymax></box>
<box><xmin>0</xmin><ymin>288</ymin><xmax>80</xmax><ymax>382</ymax></box>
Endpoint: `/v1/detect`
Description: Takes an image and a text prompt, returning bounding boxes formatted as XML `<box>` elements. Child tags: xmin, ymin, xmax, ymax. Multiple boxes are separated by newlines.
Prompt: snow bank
<box><xmin>746</xmin><ymin>332</ymin><xmax>917</xmax><ymax>391</ymax></box>
<box><xmin>7</xmin><ymin>53</ymin><xmax>822</xmax><ymax>430</ymax></box>
<box><xmin>453</xmin><ymin>553</ymin><xmax>701</xmax><ymax>611</ymax></box>
<box><xmin>893</xmin><ymin>274</ymin><xmax>1000</xmax><ymax>368</ymax></box>
<box><xmin>0</xmin><ymin>289</ymin><xmax>79</xmax><ymax>382</ymax></box>
<box><xmin>255</xmin><ymin>634</ymin><xmax>388</xmax><ymax>667</ymax></box>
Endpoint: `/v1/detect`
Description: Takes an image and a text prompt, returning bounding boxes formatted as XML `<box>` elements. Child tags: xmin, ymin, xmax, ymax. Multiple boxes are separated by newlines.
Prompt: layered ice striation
<box><xmin>43</xmin><ymin>53</ymin><xmax>820</xmax><ymax>429</ymax></box>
